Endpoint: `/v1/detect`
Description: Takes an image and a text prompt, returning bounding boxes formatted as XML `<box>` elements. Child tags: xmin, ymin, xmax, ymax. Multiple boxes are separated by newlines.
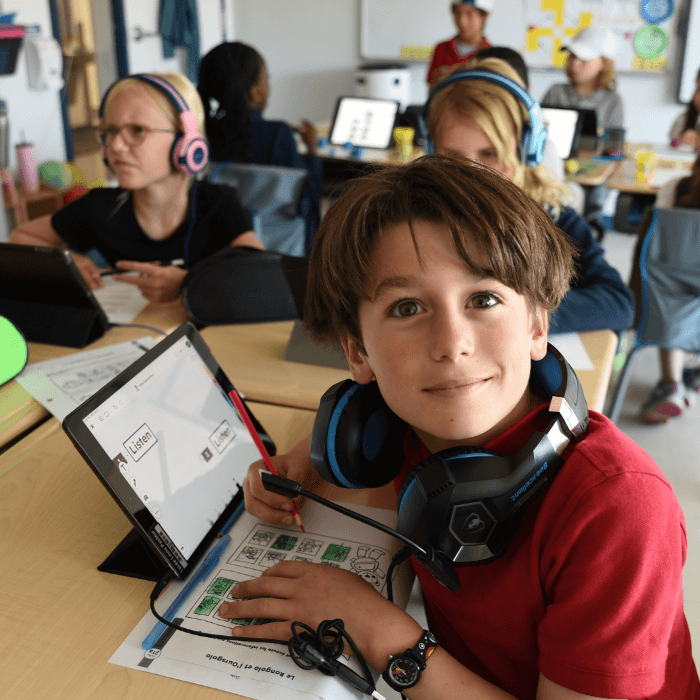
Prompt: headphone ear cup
<box><xmin>311</xmin><ymin>381</ymin><xmax>407</xmax><ymax>489</ymax></box>
<box><xmin>172</xmin><ymin>135</ymin><xmax>210</xmax><ymax>174</ymax></box>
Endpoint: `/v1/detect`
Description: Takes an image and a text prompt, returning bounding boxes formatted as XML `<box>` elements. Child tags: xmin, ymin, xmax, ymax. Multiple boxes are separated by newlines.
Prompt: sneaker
<box><xmin>640</xmin><ymin>380</ymin><xmax>689</xmax><ymax>423</ymax></box>
<box><xmin>682</xmin><ymin>367</ymin><xmax>700</xmax><ymax>395</ymax></box>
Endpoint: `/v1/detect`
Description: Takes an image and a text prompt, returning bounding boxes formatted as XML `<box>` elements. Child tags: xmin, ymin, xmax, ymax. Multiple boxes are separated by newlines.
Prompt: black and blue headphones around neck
<box><xmin>310</xmin><ymin>344</ymin><xmax>588</xmax><ymax>575</ymax></box>
<box><xmin>98</xmin><ymin>74</ymin><xmax>209</xmax><ymax>175</ymax></box>
<box><xmin>420</xmin><ymin>68</ymin><xmax>548</xmax><ymax>167</ymax></box>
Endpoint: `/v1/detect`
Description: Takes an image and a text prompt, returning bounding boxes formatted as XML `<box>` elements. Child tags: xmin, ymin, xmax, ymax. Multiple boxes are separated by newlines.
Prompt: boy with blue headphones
<box><xmin>224</xmin><ymin>155</ymin><xmax>698</xmax><ymax>698</ymax></box>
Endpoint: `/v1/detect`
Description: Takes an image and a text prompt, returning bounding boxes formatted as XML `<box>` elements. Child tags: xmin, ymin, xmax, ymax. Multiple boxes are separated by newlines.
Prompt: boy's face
<box><xmin>342</xmin><ymin>219</ymin><xmax>548</xmax><ymax>454</ymax></box>
<box><xmin>452</xmin><ymin>4</ymin><xmax>486</xmax><ymax>46</ymax></box>
<box><xmin>436</xmin><ymin>109</ymin><xmax>515</xmax><ymax>180</ymax></box>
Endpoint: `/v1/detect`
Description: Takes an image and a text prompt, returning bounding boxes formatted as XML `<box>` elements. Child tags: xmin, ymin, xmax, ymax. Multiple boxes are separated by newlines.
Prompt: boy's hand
<box><xmin>242</xmin><ymin>435</ymin><xmax>320</xmax><ymax>525</ymax></box>
<box><xmin>71</xmin><ymin>252</ymin><xmax>104</xmax><ymax>290</ymax></box>
<box><xmin>112</xmin><ymin>260</ymin><xmax>187</xmax><ymax>303</ymax></box>
<box><xmin>218</xmin><ymin>560</ymin><xmax>422</xmax><ymax>671</ymax></box>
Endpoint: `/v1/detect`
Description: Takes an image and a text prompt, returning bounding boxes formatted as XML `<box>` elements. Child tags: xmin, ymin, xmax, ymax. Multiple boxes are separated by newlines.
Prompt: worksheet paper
<box><xmin>92</xmin><ymin>275</ymin><xmax>149</xmax><ymax>324</ymax></box>
<box><xmin>111</xmin><ymin>505</ymin><xmax>412</xmax><ymax>700</ymax></box>
<box><xmin>15</xmin><ymin>337</ymin><xmax>158</xmax><ymax>422</ymax></box>
<box><xmin>548</xmin><ymin>333</ymin><xmax>594</xmax><ymax>371</ymax></box>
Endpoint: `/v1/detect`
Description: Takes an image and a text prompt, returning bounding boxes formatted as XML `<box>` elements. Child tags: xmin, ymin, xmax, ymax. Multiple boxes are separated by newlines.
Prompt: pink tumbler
<box><xmin>16</xmin><ymin>142</ymin><xmax>38</xmax><ymax>192</ymax></box>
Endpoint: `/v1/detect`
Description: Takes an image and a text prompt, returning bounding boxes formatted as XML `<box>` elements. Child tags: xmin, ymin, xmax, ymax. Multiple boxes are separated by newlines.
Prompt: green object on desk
<box><xmin>0</xmin><ymin>316</ymin><xmax>28</xmax><ymax>387</ymax></box>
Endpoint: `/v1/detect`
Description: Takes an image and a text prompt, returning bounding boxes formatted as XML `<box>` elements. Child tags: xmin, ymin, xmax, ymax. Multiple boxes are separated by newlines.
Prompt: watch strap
<box><xmin>407</xmin><ymin>629</ymin><xmax>438</xmax><ymax>667</ymax></box>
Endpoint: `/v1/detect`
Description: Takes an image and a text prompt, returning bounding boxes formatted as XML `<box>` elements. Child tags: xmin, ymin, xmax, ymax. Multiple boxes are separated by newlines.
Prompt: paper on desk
<box><xmin>110</xmin><ymin>505</ymin><xmax>412</xmax><ymax>700</ymax></box>
<box><xmin>15</xmin><ymin>337</ymin><xmax>158</xmax><ymax>422</ymax></box>
<box><xmin>651</xmin><ymin>167</ymin><xmax>695</xmax><ymax>188</ymax></box>
<box><xmin>93</xmin><ymin>276</ymin><xmax>149</xmax><ymax>324</ymax></box>
<box><xmin>548</xmin><ymin>333</ymin><xmax>594</xmax><ymax>371</ymax></box>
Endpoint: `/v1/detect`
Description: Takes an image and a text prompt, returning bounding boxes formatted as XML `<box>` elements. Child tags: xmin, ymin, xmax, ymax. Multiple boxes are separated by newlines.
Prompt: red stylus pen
<box><xmin>228</xmin><ymin>389</ymin><xmax>305</xmax><ymax>531</ymax></box>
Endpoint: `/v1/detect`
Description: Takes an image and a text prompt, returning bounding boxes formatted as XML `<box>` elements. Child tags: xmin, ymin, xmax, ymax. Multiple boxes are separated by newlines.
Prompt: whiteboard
<box><xmin>678</xmin><ymin>0</ymin><xmax>700</xmax><ymax>102</ymax></box>
<box><xmin>361</xmin><ymin>0</ymin><xmax>682</xmax><ymax>74</ymax></box>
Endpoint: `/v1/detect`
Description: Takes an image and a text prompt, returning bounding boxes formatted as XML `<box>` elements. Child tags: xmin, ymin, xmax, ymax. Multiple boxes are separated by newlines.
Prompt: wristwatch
<box><xmin>381</xmin><ymin>630</ymin><xmax>438</xmax><ymax>692</ymax></box>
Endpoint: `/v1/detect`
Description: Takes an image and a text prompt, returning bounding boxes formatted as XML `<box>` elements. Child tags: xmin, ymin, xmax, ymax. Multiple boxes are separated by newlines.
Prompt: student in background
<box><xmin>231</xmin><ymin>155</ymin><xmax>699</xmax><ymax>698</ymax></box>
<box><xmin>426</xmin><ymin>57</ymin><xmax>634</xmax><ymax>334</ymax></box>
<box><xmin>426</xmin><ymin>0</ymin><xmax>492</xmax><ymax>89</ymax></box>
<box><xmin>197</xmin><ymin>42</ymin><xmax>321</xmax><ymax>253</ymax></box>
<box><xmin>9</xmin><ymin>73</ymin><xmax>261</xmax><ymax>303</ymax></box>
<box><xmin>637</xmin><ymin>154</ymin><xmax>700</xmax><ymax>422</ymax></box>
<box><xmin>669</xmin><ymin>68</ymin><xmax>700</xmax><ymax>149</ymax></box>
<box><xmin>540</xmin><ymin>27</ymin><xmax>622</xmax><ymax>237</ymax></box>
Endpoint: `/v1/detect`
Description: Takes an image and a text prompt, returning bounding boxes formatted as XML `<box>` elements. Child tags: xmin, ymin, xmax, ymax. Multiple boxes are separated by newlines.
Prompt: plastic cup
<box><xmin>16</xmin><ymin>142</ymin><xmax>38</xmax><ymax>192</ymax></box>
<box><xmin>393</xmin><ymin>126</ymin><xmax>415</xmax><ymax>159</ymax></box>
<box><xmin>634</xmin><ymin>150</ymin><xmax>658</xmax><ymax>185</ymax></box>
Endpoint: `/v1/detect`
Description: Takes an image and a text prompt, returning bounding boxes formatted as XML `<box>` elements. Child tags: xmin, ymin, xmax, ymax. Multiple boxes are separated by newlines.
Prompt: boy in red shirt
<box><xmin>427</xmin><ymin>0</ymin><xmax>492</xmax><ymax>88</ymax></box>
<box><xmin>224</xmin><ymin>155</ymin><xmax>700</xmax><ymax>699</ymax></box>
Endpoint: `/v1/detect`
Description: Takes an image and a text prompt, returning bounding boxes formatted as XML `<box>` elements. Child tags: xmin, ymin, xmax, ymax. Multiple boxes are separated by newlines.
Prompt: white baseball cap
<box><xmin>453</xmin><ymin>0</ymin><xmax>493</xmax><ymax>13</ymax></box>
<box><xmin>562</xmin><ymin>27</ymin><xmax>617</xmax><ymax>60</ymax></box>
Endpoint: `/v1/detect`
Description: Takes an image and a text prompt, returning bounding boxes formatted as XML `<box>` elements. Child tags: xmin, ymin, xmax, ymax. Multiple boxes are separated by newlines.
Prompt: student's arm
<box><xmin>549</xmin><ymin>207</ymin><xmax>634</xmax><ymax>333</ymax></box>
<box><xmin>230</xmin><ymin>230</ymin><xmax>264</xmax><ymax>250</ymax></box>
<box><xmin>219</xmin><ymin>560</ymin><xmax>622</xmax><ymax>699</ymax></box>
<box><xmin>9</xmin><ymin>214</ymin><xmax>104</xmax><ymax>290</ymax></box>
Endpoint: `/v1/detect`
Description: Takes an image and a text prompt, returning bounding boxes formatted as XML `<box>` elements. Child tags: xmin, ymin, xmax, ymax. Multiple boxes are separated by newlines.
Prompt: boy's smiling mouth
<box><xmin>424</xmin><ymin>378</ymin><xmax>489</xmax><ymax>396</ymax></box>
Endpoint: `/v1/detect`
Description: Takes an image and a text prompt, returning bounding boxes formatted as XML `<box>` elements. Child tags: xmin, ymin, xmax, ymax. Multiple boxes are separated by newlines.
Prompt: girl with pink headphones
<box><xmin>10</xmin><ymin>73</ymin><xmax>263</xmax><ymax>304</ymax></box>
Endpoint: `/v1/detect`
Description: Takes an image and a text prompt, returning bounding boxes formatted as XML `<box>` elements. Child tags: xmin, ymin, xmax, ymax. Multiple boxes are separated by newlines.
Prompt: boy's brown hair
<box><xmin>304</xmin><ymin>154</ymin><xmax>576</xmax><ymax>351</ymax></box>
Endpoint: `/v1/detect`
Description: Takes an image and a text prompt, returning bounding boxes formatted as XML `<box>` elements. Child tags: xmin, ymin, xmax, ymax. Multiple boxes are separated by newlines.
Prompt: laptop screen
<box><xmin>64</xmin><ymin>324</ymin><xmax>263</xmax><ymax>577</ymax></box>
<box><xmin>540</xmin><ymin>107</ymin><xmax>582</xmax><ymax>160</ymax></box>
<box><xmin>329</xmin><ymin>96</ymin><xmax>400</xmax><ymax>149</ymax></box>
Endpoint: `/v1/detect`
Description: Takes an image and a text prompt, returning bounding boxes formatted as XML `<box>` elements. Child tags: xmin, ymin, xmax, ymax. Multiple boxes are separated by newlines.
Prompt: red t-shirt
<box><xmin>427</xmin><ymin>36</ymin><xmax>491</xmax><ymax>85</ymax></box>
<box><xmin>394</xmin><ymin>404</ymin><xmax>700</xmax><ymax>699</ymax></box>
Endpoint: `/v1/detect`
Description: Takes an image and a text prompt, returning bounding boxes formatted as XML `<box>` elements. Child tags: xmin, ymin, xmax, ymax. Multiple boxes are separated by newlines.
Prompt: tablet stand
<box><xmin>98</xmin><ymin>528</ymin><xmax>169</xmax><ymax>582</ymax></box>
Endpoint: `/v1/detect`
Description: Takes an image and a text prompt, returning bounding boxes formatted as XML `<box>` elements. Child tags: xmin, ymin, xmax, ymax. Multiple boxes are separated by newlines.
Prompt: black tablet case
<box><xmin>0</xmin><ymin>243</ymin><xmax>109</xmax><ymax>348</ymax></box>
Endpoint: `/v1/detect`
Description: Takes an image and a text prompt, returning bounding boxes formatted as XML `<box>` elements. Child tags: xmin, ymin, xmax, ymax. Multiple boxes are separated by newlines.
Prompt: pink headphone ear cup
<box><xmin>171</xmin><ymin>135</ymin><xmax>209</xmax><ymax>174</ymax></box>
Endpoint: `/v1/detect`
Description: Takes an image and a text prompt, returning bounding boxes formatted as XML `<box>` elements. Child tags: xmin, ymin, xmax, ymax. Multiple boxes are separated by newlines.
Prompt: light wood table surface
<box><xmin>201</xmin><ymin>322</ymin><xmax>619</xmax><ymax>415</ymax></box>
<box><xmin>0</xmin><ymin>299</ymin><xmax>190</xmax><ymax>450</ymax></box>
<box><xmin>0</xmin><ymin>401</ymin><xmax>395</xmax><ymax>700</ymax></box>
<box><xmin>565</xmin><ymin>156</ymin><xmax>622</xmax><ymax>186</ymax></box>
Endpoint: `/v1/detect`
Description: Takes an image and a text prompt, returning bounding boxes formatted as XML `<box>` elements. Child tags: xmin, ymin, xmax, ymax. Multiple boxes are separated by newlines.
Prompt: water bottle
<box><xmin>0</xmin><ymin>100</ymin><xmax>8</xmax><ymax>168</ymax></box>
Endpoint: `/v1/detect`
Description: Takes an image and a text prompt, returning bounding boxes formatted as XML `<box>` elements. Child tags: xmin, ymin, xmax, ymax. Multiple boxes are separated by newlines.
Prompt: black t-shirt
<box><xmin>51</xmin><ymin>179</ymin><xmax>252</xmax><ymax>267</ymax></box>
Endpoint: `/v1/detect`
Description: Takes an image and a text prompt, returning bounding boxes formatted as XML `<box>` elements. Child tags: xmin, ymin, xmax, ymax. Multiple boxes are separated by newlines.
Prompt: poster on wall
<box><xmin>523</xmin><ymin>0</ymin><xmax>676</xmax><ymax>73</ymax></box>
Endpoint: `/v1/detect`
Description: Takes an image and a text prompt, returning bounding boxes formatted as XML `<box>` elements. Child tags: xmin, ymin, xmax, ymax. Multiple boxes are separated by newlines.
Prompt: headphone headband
<box><xmin>421</xmin><ymin>67</ymin><xmax>547</xmax><ymax>167</ymax></box>
<box><xmin>98</xmin><ymin>74</ymin><xmax>209</xmax><ymax>175</ymax></box>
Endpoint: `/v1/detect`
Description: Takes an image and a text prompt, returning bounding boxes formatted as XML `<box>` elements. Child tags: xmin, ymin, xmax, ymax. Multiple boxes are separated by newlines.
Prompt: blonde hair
<box><xmin>427</xmin><ymin>57</ymin><xmax>568</xmax><ymax>211</ymax></box>
<box><xmin>101</xmin><ymin>72</ymin><xmax>207</xmax><ymax>139</ymax></box>
<box><xmin>596</xmin><ymin>57</ymin><xmax>616</xmax><ymax>91</ymax></box>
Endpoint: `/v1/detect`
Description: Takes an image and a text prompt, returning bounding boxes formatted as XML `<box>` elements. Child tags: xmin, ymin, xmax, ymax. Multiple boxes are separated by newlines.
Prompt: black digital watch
<box><xmin>381</xmin><ymin>629</ymin><xmax>438</xmax><ymax>692</ymax></box>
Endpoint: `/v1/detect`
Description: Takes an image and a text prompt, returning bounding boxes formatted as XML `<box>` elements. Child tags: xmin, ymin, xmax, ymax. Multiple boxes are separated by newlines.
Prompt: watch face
<box><xmin>386</xmin><ymin>656</ymin><xmax>421</xmax><ymax>688</ymax></box>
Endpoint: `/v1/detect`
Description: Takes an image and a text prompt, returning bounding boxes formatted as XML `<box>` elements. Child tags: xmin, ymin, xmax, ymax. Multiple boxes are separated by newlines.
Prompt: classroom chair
<box><xmin>181</xmin><ymin>246</ymin><xmax>307</xmax><ymax>326</ymax></box>
<box><xmin>607</xmin><ymin>206</ymin><xmax>700</xmax><ymax>423</ymax></box>
<box><xmin>206</xmin><ymin>162</ymin><xmax>309</xmax><ymax>258</ymax></box>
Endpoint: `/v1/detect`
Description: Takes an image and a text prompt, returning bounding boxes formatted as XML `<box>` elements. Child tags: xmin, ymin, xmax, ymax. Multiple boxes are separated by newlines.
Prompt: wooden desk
<box><xmin>565</xmin><ymin>157</ymin><xmax>621</xmax><ymax>187</ymax></box>
<box><xmin>201</xmin><ymin>322</ymin><xmax>618</xmax><ymax>415</ymax></box>
<box><xmin>0</xmin><ymin>300</ymin><xmax>190</xmax><ymax>450</ymax></box>
<box><xmin>0</xmin><ymin>402</ymin><xmax>394</xmax><ymax>700</ymax></box>
<box><xmin>605</xmin><ymin>156</ymin><xmax>692</xmax><ymax>195</ymax></box>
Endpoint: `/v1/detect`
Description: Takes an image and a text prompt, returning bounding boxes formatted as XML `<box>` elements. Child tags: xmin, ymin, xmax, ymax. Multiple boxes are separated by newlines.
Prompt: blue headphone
<box><xmin>98</xmin><ymin>74</ymin><xmax>209</xmax><ymax>175</ymax></box>
<box><xmin>420</xmin><ymin>68</ymin><xmax>548</xmax><ymax>168</ymax></box>
<box><xmin>310</xmin><ymin>345</ymin><xmax>588</xmax><ymax>581</ymax></box>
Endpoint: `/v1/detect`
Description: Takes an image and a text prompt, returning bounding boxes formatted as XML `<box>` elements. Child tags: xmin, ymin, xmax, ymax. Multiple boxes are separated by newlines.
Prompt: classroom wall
<box><xmin>232</xmin><ymin>0</ymin><xmax>687</xmax><ymax>144</ymax></box>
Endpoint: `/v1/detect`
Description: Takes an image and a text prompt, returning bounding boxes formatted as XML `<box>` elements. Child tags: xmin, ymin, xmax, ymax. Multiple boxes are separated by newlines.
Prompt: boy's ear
<box><xmin>341</xmin><ymin>336</ymin><xmax>375</xmax><ymax>384</ymax></box>
<box><xmin>530</xmin><ymin>308</ymin><xmax>548</xmax><ymax>361</ymax></box>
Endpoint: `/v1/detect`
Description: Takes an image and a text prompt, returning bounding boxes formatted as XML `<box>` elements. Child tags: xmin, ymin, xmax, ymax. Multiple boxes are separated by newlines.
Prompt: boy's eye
<box><xmin>389</xmin><ymin>300</ymin><xmax>424</xmax><ymax>317</ymax></box>
<box><xmin>469</xmin><ymin>292</ymin><xmax>499</xmax><ymax>309</ymax></box>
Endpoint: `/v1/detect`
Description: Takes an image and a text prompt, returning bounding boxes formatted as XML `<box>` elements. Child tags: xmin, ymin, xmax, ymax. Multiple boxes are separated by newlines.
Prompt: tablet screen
<box><xmin>541</xmin><ymin>107</ymin><xmax>581</xmax><ymax>160</ymax></box>
<box><xmin>65</xmin><ymin>325</ymin><xmax>262</xmax><ymax>577</ymax></box>
<box><xmin>329</xmin><ymin>96</ymin><xmax>400</xmax><ymax>149</ymax></box>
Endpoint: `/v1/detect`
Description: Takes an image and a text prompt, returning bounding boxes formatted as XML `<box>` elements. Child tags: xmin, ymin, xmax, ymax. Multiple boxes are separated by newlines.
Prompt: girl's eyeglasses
<box><xmin>95</xmin><ymin>124</ymin><xmax>175</xmax><ymax>147</ymax></box>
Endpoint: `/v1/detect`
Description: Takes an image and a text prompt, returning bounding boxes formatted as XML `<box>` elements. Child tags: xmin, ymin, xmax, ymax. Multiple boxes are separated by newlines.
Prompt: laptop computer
<box><xmin>540</xmin><ymin>107</ymin><xmax>584</xmax><ymax>160</ymax></box>
<box><xmin>577</xmin><ymin>108</ymin><xmax>599</xmax><ymax>152</ymax></box>
<box><xmin>328</xmin><ymin>96</ymin><xmax>401</xmax><ymax>150</ymax></box>
<box><xmin>282</xmin><ymin>261</ymin><xmax>349</xmax><ymax>370</ymax></box>
<box><xmin>0</xmin><ymin>242</ymin><xmax>109</xmax><ymax>347</ymax></box>
<box><xmin>63</xmin><ymin>322</ymin><xmax>275</xmax><ymax>581</ymax></box>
